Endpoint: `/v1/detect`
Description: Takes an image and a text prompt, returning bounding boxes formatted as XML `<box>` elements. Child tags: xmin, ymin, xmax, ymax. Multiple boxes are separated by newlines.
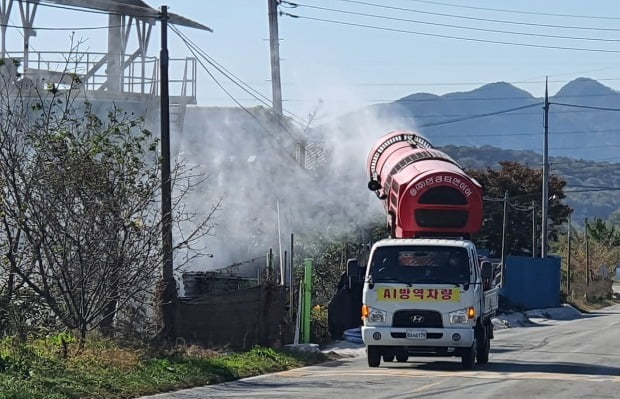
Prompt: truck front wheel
<box><xmin>461</xmin><ymin>341</ymin><xmax>476</xmax><ymax>370</ymax></box>
<box><xmin>382</xmin><ymin>353</ymin><xmax>395</xmax><ymax>362</ymax></box>
<box><xmin>367</xmin><ymin>346</ymin><xmax>381</xmax><ymax>367</ymax></box>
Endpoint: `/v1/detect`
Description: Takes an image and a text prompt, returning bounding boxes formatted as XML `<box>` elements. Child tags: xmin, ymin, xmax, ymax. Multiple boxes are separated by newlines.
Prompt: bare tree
<box><xmin>0</xmin><ymin>55</ymin><xmax>218</xmax><ymax>341</ymax></box>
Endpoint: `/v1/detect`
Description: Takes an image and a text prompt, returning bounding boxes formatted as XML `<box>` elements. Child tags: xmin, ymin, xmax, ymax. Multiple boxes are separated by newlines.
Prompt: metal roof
<box><xmin>41</xmin><ymin>0</ymin><xmax>212</xmax><ymax>31</ymax></box>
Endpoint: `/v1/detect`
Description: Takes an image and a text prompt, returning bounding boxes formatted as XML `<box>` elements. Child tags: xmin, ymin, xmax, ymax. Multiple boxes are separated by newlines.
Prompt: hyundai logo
<box><xmin>411</xmin><ymin>315</ymin><xmax>425</xmax><ymax>323</ymax></box>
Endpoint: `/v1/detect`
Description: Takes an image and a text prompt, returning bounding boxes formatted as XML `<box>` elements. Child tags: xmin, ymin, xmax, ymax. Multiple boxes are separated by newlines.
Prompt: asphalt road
<box><xmin>139</xmin><ymin>304</ymin><xmax>620</xmax><ymax>399</ymax></box>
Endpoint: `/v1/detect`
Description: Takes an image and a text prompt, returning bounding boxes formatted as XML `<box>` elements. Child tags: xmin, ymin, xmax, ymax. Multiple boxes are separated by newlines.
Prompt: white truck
<box><xmin>323</xmin><ymin>130</ymin><xmax>502</xmax><ymax>369</ymax></box>
<box><xmin>361</xmin><ymin>238</ymin><xmax>500</xmax><ymax>369</ymax></box>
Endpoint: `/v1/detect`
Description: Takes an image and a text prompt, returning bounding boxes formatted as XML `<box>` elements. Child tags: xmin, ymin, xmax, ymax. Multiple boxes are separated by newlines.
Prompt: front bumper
<box><xmin>362</xmin><ymin>325</ymin><xmax>474</xmax><ymax>348</ymax></box>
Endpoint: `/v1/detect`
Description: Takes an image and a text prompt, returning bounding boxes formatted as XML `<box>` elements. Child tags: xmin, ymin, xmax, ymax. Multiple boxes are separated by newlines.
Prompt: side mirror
<box><xmin>480</xmin><ymin>260</ymin><xmax>493</xmax><ymax>290</ymax></box>
<box><xmin>481</xmin><ymin>261</ymin><xmax>493</xmax><ymax>280</ymax></box>
<box><xmin>346</xmin><ymin>258</ymin><xmax>361</xmax><ymax>290</ymax></box>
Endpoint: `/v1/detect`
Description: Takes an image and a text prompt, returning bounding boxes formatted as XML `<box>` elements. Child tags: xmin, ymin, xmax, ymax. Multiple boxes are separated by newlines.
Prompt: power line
<box><xmin>171</xmin><ymin>25</ymin><xmax>310</xmax><ymax>166</ymax></box>
<box><xmin>565</xmin><ymin>187</ymin><xmax>620</xmax><ymax>193</ymax></box>
<box><xmin>286</xmin><ymin>2</ymin><xmax>620</xmax><ymax>43</ymax></box>
<box><xmin>436</xmin><ymin>127</ymin><xmax>620</xmax><ymax>139</ymax></box>
<box><xmin>328</xmin><ymin>0</ymin><xmax>620</xmax><ymax>31</ymax></box>
<box><xmin>401</xmin><ymin>0</ymin><xmax>620</xmax><ymax>20</ymax></box>
<box><xmin>551</xmin><ymin>157</ymin><xmax>620</xmax><ymax>165</ymax></box>
<box><xmin>170</xmin><ymin>24</ymin><xmax>309</xmax><ymax>128</ymax></box>
<box><xmin>171</xmin><ymin>26</ymin><xmax>274</xmax><ymax>108</ymax></box>
<box><xmin>553</xmin><ymin>144</ymin><xmax>620</xmax><ymax>151</ymax></box>
<box><xmin>418</xmin><ymin>102</ymin><xmax>543</xmax><ymax>128</ymax></box>
<box><xmin>493</xmin><ymin>144</ymin><xmax>620</xmax><ymax>152</ymax></box>
<box><xmin>349</xmin><ymin>77</ymin><xmax>620</xmax><ymax>86</ymax></box>
<box><xmin>281</xmin><ymin>13</ymin><xmax>620</xmax><ymax>54</ymax></box>
<box><xmin>398</xmin><ymin>93</ymin><xmax>620</xmax><ymax>102</ymax></box>
<box><xmin>570</xmin><ymin>184</ymin><xmax>620</xmax><ymax>189</ymax></box>
<box><xmin>423</xmin><ymin>108</ymin><xmax>620</xmax><ymax>117</ymax></box>
<box><xmin>2</xmin><ymin>23</ymin><xmax>125</xmax><ymax>31</ymax></box>
<box><xmin>173</xmin><ymin>30</ymin><xmax>276</xmax><ymax>131</ymax></box>
<box><xmin>27</xmin><ymin>0</ymin><xmax>149</xmax><ymax>17</ymax></box>
<box><xmin>551</xmin><ymin>102</ymin><xmax>620</xmax><ymax>112</ymax></box>
<box><xmin>280</xmin><ymin>94</ymin><xmax>620</xmax><ymax>105</ymax></box>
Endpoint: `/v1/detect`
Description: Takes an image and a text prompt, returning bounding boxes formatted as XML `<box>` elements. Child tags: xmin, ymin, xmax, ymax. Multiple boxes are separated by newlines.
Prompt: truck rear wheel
<box><xmin>477</xmin><ymin>326</ymin><xmax>490</xmax><ymax>364</ymax></box>
<box><xmin>367</xmin><ymin>346</ymin><xmax>381</xmax><ymax>367</ymax></box>
<box><xmin>396</xmin><ymin>352</ymin><xmax>408</xmax><ymax>362</ymax></box>
<box><xmin>461</xmin><ymin>342</ymin><xmax>476</xmax><ymax>370</ymax></box>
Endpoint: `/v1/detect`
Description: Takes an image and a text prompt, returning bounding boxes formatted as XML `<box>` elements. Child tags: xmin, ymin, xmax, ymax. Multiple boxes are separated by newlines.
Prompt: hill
<box><xmin>338</xmin><ymin>77</ymin><xmax>620</xmax><ymax>162</ymax></box>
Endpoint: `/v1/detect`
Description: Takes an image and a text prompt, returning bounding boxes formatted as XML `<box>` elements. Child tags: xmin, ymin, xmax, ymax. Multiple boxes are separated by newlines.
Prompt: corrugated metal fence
<box><xmin>501</xmin><ymin>255</ymin><xmax>561</xmax><ymax>310</ymax></box>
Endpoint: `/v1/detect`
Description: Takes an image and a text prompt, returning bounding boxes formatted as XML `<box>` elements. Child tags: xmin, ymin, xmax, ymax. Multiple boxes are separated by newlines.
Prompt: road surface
<box><xmin>139</xmin><ymin>304</ymin><xmax>620</xmax><ymax>399</ymax></box>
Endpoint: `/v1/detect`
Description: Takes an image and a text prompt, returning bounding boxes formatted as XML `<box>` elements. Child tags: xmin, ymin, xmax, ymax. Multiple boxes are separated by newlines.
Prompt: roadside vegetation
<box><xmin>0</xmin><ymin>336</ymin><xmax>326</xmax><ymax>399</ymax></box>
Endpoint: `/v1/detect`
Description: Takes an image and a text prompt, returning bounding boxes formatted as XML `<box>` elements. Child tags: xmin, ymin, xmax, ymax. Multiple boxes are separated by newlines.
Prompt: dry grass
<box><xmin>567</xmin><ymin>281</ymin><xmax>620</xmax><ymax>312</ymax></box>
<box><xmin>69</xmin><ymin>345</ymin><xmax>144</xmax><ymax>371</ymax></box>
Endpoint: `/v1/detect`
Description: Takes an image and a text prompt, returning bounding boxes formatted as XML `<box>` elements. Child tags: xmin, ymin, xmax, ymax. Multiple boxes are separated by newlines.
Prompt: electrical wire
<box><xmin>552</xmin><ymin>156</ymin><xmax>620</xmax><ymax>165</ymax></box>
<box><xmin>395</xmin><ymin>96</ymin><xmax>609</xmax><ymax>104</ymax></box>
<box><xmin>565</xmin><ymin>187</ymin><xmax>620</xmax><ymax>193</ymax></box>
<box><xmin>433</xmin><ymin>127</ymin><xmax>620</xmax><ymax>139</ymax></box>
<box><xmin>418</xmin><ymin>102</ymin><xmax>543</xmax><ymax>128</ymax></box>
<box><xmin>400</xmin><ymin>0</ymin><xmax>620</xmax><ymax>20</ymax></box>
<box><xmin>1</xmin><ymin>23</ymin><xmax>125</xmax><ymax>31</ymax></box>
<box><xmin>27</xmin><ymin>0</ymin><xmax>154</xmax><ymax>18</ymax></box>
<box><xmin>171</xmin><ymin>25</ymin><xmax>311</xmax><ymax>167</ymax></box>
<box><xmin>328</xmin><ymin>0</ymin><xmax>620</xmax><ymax>30</ymax></box>
<box><xmin>172</xmin><ymin>32</ymin><xmax>276</xmax><ymax>132</ymax></box>
<box><xmin>550</xmin><ymin>102</ymin><xmax>620</xmax><ymax>112</ymax></box>
<box><xmin>351</xmin><ymin>77</ymin><xmax>620</xmax><ymax>87</ymax></box>
<box><xmin>555</xmin><ymin>144</ymin><xmax>620</xmax><ymax>150</ymax></box>
<box><xmin>170</xmin><ymin>24</ymin><xmax>309</xmax><ymax>129</ymax></box>
<box><xmin>570</xmin><ymin>184</ymin><xmax>620</xmax><ymax>189</ymax></box>
<box><xmin>286</xmin><ymin>2</ymin><xmax>620</xmax><ymax>43</ymax></box>
<box><xmin>281</xmin><ymin>12</ymin><xmax>620</xmax><ymax>54</ymax></box>
<box><xmin>171</xmin><ymin>26</ymin><xmax>273</xmax><ymax>106</ymax></box>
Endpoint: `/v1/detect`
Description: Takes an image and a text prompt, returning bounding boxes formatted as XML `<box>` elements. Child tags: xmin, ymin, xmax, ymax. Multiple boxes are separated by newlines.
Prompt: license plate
<box><xmin>406</xmin><ymin>330</ymin><xmax>427</xmax><ymax>340</ymax></box>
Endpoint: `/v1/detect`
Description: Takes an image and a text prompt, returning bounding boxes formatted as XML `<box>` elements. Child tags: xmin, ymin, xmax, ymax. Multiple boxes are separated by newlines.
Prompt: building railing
<box><xmin>3</xmin><ymin>50</ymin><xmax>196</xmax><ymax>99</ymax></box>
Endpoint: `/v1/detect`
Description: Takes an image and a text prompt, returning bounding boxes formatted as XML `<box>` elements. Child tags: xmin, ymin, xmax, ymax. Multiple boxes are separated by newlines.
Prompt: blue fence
<box><xmin>500</xmin><ymin>255</ymin><xmax>561</xmax><ymax>310</ymax></box>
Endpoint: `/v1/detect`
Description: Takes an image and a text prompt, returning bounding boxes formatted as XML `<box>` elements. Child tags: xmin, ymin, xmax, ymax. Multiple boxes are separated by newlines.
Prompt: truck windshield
<box><xmin>369</xmin><ymin>245</ymin><xmax>470</xmax><ymax>285</ymax></box>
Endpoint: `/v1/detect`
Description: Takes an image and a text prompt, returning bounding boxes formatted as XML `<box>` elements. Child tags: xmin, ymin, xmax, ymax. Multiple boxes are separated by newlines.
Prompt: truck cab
<box><xmin>361</xmin><ymin>238</ymin><xmax>499</xmax><ymax>369</ymax></box>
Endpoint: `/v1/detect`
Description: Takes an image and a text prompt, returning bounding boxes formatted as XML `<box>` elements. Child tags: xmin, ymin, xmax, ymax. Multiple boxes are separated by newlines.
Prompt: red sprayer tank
<box><xmin>367</xmin><ymin>130</ymin><xmax>483</xmax><ymax>239</ymax></box>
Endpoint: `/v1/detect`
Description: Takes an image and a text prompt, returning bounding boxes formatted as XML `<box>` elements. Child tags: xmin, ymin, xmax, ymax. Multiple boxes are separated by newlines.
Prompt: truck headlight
<box><xmin>362</xmin><ymin>305</ymin><xmax>387</xmax><ymax>325</ymax></box>
<box><xmin>449</xmin><ymin>309</ymin><xmax>473</xmax><ymax>324</ymax></box>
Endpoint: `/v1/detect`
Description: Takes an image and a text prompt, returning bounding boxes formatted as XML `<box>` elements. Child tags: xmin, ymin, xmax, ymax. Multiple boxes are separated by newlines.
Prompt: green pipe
<box><xmin>302</xmin><ymin>258</ymin><xmax>313</xmax><ymax>343</ymax></box>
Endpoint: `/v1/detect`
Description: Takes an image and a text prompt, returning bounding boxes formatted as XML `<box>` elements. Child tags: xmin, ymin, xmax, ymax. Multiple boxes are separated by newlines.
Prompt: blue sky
<box><xmin>5</xmin><ymin>0</ymin><xmax>620</xmax><ymax>123</ymax></box>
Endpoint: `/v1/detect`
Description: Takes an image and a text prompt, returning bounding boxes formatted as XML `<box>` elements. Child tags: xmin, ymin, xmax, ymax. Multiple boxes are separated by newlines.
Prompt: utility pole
<box><xmin>567</xmin><ymin>211</ymin><xmax>572</xmax><ymax>295</ymax></box>
<box><xmin>585</xmin><ymin>217</ymin><xmax>590</xmax><ymax>287</ymax></box>
<box><xmin>531</xmin><ymin>200</ymin><xmax>536</xmax><ymax>257</ymax></box>
<box><xmin>159</xmin><ymin>5</ymin><xmax>176</xmax><ymax>342</ymax></box>
<box><xmin>268</xmin><ymin>0</ymin><xmax>283</xmax><ymax>119</ymax></box>
<box><xmin>541</xmin><ymin>77</ymin><xmax>550</xmax><ymax>258</ymax></box>
<box><xmin>500</xmin><ymin>191</ymin><xmax>508</xmax><ymax>271</ymax></box>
